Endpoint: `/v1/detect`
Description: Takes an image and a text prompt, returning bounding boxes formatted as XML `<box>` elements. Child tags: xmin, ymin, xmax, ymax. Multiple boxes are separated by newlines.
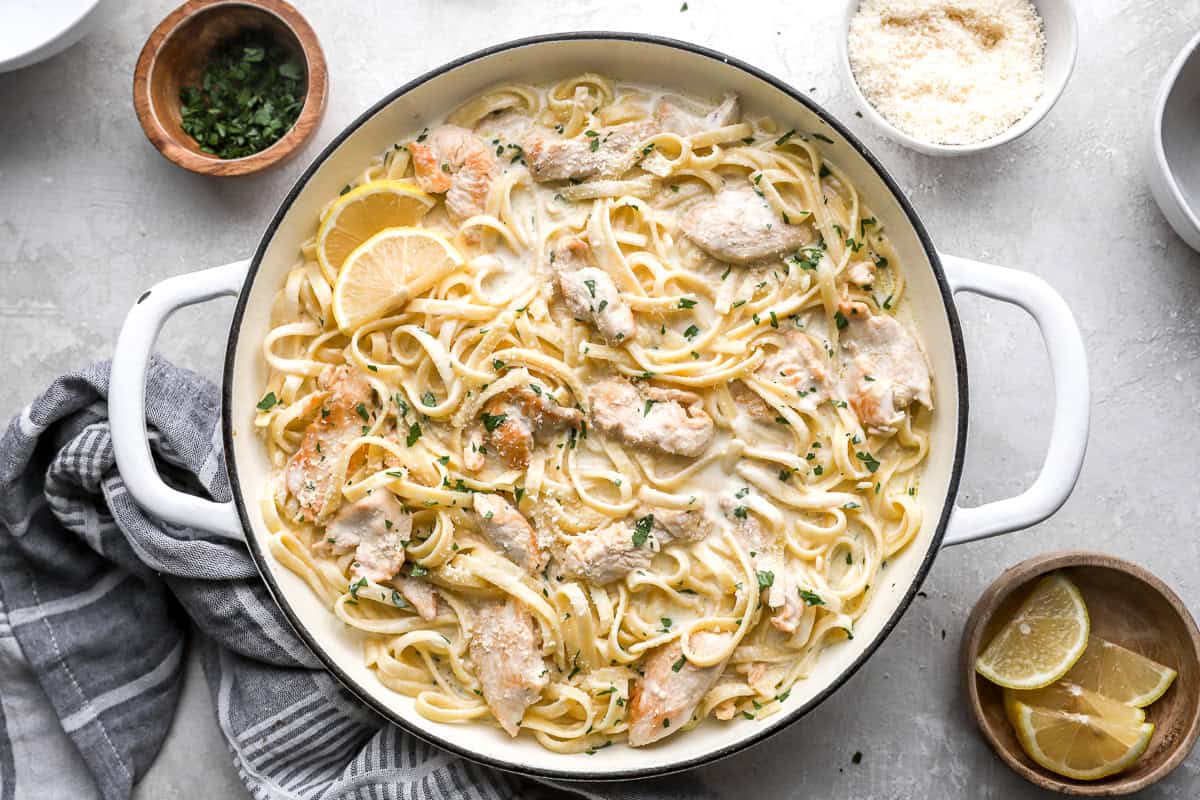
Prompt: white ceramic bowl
<box><xmin>839</xmin><ymin>0</ymin><xmax>1078</xmax><ymax>156</ymax></box>
<box><xmin>1146</xmin><ymin>31</ymin><xmax>1200</xmax><ymax>252</ymax></box>
<box><xmin>0</xmin><ymin>0</ymin><xmax>107</xmax><ymax>73</ymax></box>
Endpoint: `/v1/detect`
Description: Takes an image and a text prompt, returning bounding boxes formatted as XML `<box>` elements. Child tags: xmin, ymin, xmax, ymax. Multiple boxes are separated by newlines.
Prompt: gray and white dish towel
<box><xmin>0</xmin><ymin>358</ymin><xmax>713</xmax><ymax>800</ymax></box>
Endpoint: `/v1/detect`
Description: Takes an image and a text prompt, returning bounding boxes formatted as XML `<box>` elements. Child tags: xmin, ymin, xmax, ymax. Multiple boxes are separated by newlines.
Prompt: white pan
<box><xmin>108</xmin><ymin>33</ymin><xmax>1090</xmax><ymax>781</ymax></box>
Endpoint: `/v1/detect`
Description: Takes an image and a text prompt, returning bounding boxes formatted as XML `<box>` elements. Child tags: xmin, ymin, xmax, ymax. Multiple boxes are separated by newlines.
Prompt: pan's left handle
<box><xmin>109</xmin><ymin>260</ymin><xmax>250</xmax><ymax>539</ymax></box>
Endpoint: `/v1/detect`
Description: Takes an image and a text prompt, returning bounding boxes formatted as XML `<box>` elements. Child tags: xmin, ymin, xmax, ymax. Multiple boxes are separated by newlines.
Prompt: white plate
<box><xmin>0</xmin><ymin>0</ymin><xmax>107</xmax><ymax>73</ymax></box>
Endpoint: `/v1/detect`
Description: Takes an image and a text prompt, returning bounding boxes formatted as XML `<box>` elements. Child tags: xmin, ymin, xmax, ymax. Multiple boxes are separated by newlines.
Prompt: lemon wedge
<box><xmin>317</xmin><ymin>180</ymin><xmax>436</xmax><ymax>283</ymax></box>
<box><xmin>975</xmin><ymin>573</ymin><xmax>1090</xmax><ymax>690</ymax></box>
<box><xmin>332</xmin><ymin>227</ymin><xmax>463</xmax><ymax>331</ymax></box>
<box><xmin>1065</xmin><ymin>636</ymin><xmax>1178</xmax><ymax>708</ymax></box>
<box><xmin>1004</xmin><ymin>683</ymin><xmax>1146</xmax><ymax>728</ymax></box>
<box><xmin>1006</xmin><ymin>699</ymin><xmax>1154</xmax><ymax>781</ymax></box>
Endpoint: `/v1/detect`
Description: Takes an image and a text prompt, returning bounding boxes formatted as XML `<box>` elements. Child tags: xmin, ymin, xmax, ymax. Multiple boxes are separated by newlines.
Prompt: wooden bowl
<box><xmin>132</xmin><ymin>0</ymin><xmax>327</xmax><ymax>176</ymax></box>
<box><xmin>963</xmin><ymin>552</ymin><xmax>1200</xmax><ymax>795</ymax></box>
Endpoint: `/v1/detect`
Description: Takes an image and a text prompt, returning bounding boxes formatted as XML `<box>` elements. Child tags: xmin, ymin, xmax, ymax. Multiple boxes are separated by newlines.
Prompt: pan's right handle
<box><xmin>938</xmin><ymin>254</ymin><xmax>1090</xmax><ymax>547</ymax></box>
<box><xmin>109</xmin><ymin>260</ymin><xmax>250</xmax><ymax>539</ymax></box>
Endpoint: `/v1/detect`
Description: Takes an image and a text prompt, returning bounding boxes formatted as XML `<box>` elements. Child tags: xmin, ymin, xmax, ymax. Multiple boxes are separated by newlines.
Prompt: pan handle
<box><xmin>109</xmin><ymin>261</ymin><xmax>250</xmax><ymax>539</ymax></box>
<box><xmin>939</xmin><ymin>254</ymin><xmax>1089</xmax><ymax>547</ymax></box>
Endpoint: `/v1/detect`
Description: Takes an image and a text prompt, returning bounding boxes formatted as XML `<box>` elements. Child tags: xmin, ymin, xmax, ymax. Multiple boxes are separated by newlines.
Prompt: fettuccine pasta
<box><xmin>254</xmin><ymin>74</ymin><xmax>933</xmax><ymax>753</ymax></box>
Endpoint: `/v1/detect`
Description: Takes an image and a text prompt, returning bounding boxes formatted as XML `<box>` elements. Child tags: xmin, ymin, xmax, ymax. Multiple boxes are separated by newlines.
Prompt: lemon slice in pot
<box><xmin>975</xmin><ymin>573</ymin><xmax>1090</xmax><ymax>691</ymax></box>
<box><xmin>317</xmin><ymin>180</ymin><xmax>436</xmax><ymax>283</ymax></box>
<box><xmin>332</xmin><ymin>227</ymin><xmax>463</xmax><ymax>331</ymax></box>
<box><xmin>1006</xmin><ymin>699</ymin><xmax>1154</xmax><ymax>781</ymax></box>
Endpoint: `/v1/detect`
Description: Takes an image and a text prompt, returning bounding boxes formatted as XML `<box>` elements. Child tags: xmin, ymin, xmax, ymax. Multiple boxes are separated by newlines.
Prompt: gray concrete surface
<box><xmin>3</xmin><ymin>1</ymin><xmax>1199</xmax><ymax>797</ymax></box>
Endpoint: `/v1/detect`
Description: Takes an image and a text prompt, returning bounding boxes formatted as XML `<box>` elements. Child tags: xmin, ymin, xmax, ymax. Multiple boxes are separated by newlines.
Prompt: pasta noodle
<box><xmin>254</xmin><ymin>75</ymin><xmax>933</xmax><ymax>753</ymax></box>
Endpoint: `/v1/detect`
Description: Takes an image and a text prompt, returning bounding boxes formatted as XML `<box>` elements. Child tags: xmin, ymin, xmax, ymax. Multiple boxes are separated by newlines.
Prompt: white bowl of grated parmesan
<box><xmin>841</xmin><ymin>0</ymin><xmax>1077</xmax><ymax>156</ymax></box>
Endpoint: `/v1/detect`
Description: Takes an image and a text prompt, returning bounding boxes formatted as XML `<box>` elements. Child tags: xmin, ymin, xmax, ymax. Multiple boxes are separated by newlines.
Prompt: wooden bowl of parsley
<box><xmin>133</xmin><ymin>0</ymin><xmax>327</xmax><ymax>176</ymax></box>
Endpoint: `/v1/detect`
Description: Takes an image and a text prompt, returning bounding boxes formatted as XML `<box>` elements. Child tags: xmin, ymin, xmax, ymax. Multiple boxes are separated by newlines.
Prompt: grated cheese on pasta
<box><xmin>848</xmin><ymin>0</ymin><xmax>1046</xmax><ymax>145</ymax></box>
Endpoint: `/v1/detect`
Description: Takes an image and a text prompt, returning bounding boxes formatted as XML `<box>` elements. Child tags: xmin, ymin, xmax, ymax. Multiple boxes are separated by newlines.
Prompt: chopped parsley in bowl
<box><xmin>178</xmin><ymin>34</ymin><xmax>305</xmax><ymax>160</ymax></box>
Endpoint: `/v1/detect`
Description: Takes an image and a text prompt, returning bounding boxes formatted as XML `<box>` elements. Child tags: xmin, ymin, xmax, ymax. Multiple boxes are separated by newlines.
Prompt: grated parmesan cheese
<box><xmin>847</xmin><ymin>0</ymin><xmax>1046</xmax><ymax>145</ymax></box>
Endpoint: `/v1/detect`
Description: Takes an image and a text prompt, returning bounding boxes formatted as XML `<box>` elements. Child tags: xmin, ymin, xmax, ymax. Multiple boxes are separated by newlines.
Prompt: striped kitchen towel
<box><xmin>0</xmin><ymin>358</ymin><xmax>714</xmax><ymax>800</ymax></box>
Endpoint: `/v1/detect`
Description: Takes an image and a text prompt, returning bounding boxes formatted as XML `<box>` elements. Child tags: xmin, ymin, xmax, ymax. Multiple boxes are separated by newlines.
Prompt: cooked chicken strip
<box><xmin>725</xmin><ymin>501</ymin><xmax>802</xmax><ymax>634</ymax></box>
<box><xmin>478</xmin><ymin>386</ymin><xmax>584</xmax><ymax>470</ymax></box>
<box><xmin>474</xmin><ymin>493</ymin><xmax>547</xmax><ymax>573</ymax></box>
<box><xmin>681</xmin><ymin>185</ymin><xmax>812</xmax><ymax>265</ymax></box>
<box><xmin>838</xmin><ymin>300</ymin><xmax>933</xmax><ymax>436</ymax></box>
<box><xmin>627</xmin><ymin>631</ymin><xmax>729</xmax><ymax>746</ymax></box>
<box><xmin>557</xmin><ymin>508</ymin><xmax>710</xmax><ymax>584</ymax></box>
<box><xmin>756</xmin><ymin>330</ymin><xmax>832</xmax><ymax>413</ymax></box>
<box><xmin>655</xmin><ymin>93</ymin><xmax>741</xmax><ymax>136</ymax></box>
<box><xmin>552</xmin><ymin>237</ymin><xmax>636</xmax><ymax>343</ymax></box>
<box><xmin>558</xmin><ymin>519</ymin><xmax>653</xmax><ymax>585</ymax></box>
<box><xmin>589</xmin><ymin>377</ymin><xmax>714</xmax><ymax>458</ymax></box>
<box><xmin>644</xmin><ymin>507</ymin><xmax>714</xmax><ymax>543</ymax></box>
<box><xmin>409</xmin><ymin>125</ymin><xmax>497</xmax><ymax>221</ymax></box>
<box><xmin>321</xmin><ymin>491</ymin><xmax>411</xmax><ymax>583</ymax></box>
<box><xmin>469</xmin><ymin>598</ymin><xmax>549</xmax><ymax>736</ymax></box>
<box><xmin>285</xmin><ymin>365</ymin><xmax>374</xmax><ymax>522</ymax></box>
<box><xmin>524</xmin><ymin>121</ymin><xmax>656</xmax><ymax>182</ymax></box>
<box><xmin>846</xmin><ymin>259</ymin><xmax>876</xmax><ymax>288</ymax></box>
<box><xmin>390</xmin><ymin>575</ymin><xmax>438</xmax><ymax>620</ymax></box>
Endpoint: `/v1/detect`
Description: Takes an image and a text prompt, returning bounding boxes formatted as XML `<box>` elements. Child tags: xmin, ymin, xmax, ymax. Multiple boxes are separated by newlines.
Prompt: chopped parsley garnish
<box><xmin>799</xmin><ymin>589</ymin><xmax>824</xmax><ymax>606</ymax></box>
<box><xmin>632</xmin><ymin>514</ymin><xmax>654</xmax><ymax>547</ymax></box>
<box><xmin>671</xmin><ymin>655</ymin><xmax>687</xmax><ymax>672</ymax></box>
<box><xmin>732</xmin><ymin>506</ymin><xmax>748</xmax><ymax>519</ymax></box>
<box><xmin>409</xmin><ymin>564</ymin><xmax>428</xmax><ymax>577</ymax></box>
<box><xmin>757</xmin><ymin>570</ymin><xmax>775</xmax><ymax>589</ymax></box>
<box><xmin>422</xmin><ymin>390</ymin><xmax>436</xmax><ymax>407</ymax></box>
<box><xmin>775</xmin><ymin>129</ymin><xmax>796</xmax><ymax>146</ymax></box>
<box><xmin>355</xmin><ymin>402</ymin><xmax>370</xmax><ymax>422</ymax></box>
<box><xmin>256</xmin><ymin>392</ymin><xmax>278</xmax><ymax>411</ymax></box>
<box><xmin>406</xmin><ymin>422</ymin><xmax>422</xmax><ymax>447</ymax></box>
<box><xmin>856</xmin><ymin>451</ymin><xmax>880</xmax><ymax>473</ymax></box>
<box><xmin>684</xmin><ymin>324</ymin><xmax>700</xmax><ymax>340</ymax></box>
<box><xmin>834</xmin><ymin>311</ymin><xmax>849</xmax><ymax>329</ymax></box>
<box><xmin>584</xmin><ymin>278</ymin><xmax>597</xmax><ymax>298</ymax></box>
<box><xmin>482</xmin><ymin>412</ymin><xmax>507</xmax><ymax>432</ymax></box>
<box><xmin>643</xmin><ymin>399</ymin><xmax>657</xmax><ymax>417</ymax></box>
<box><xmin>178</xmin><ymin>35</ymin><xmax>304</xmax><ymax>159</ymax></box>
<box><xmin>811</xmin><ymin>132</ymin><xmax>835</xmax><ymax>144</ymax></box>
<box><xmin>678</xmin><ymin>297</ymin><xmax>698</xmax><ymax>309</ymax></box>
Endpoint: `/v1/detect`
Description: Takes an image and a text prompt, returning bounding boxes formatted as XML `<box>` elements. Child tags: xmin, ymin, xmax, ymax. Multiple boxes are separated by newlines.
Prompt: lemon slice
<box><xmin>1007</xmin><ymin>700</ymin><xmax>1154</xmax><ymax>781</ymax></box>
<box><xmin>1004</xmin><ymin>684</ymin><xmax>1146</xmax><ymax>728</ymax></box>
<box><xmin>1065</xmin><ymin>636</ymin><xmax>1178</xmax><ymax>708</ymax></box>
<box><xmin>317</xmin><ymin>180</ymin><xmax>436</xmax><ymax>283</ymax></box>
<box><xmin>332</xmin><ymin>227</ymin><xmax>463</xmax><ymax>331</ymax></box>
<box><xmin>975</xmin><ymin>573</ymin><xmax>1090</xmax><ymax>690</ymax></box>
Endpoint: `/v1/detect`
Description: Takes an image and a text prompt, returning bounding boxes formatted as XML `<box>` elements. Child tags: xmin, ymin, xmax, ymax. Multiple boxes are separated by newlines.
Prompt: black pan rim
<box><xmin>221</xmin><ymin>29</ymin><xmax>969</xmax><ymax>783</ymax></box>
